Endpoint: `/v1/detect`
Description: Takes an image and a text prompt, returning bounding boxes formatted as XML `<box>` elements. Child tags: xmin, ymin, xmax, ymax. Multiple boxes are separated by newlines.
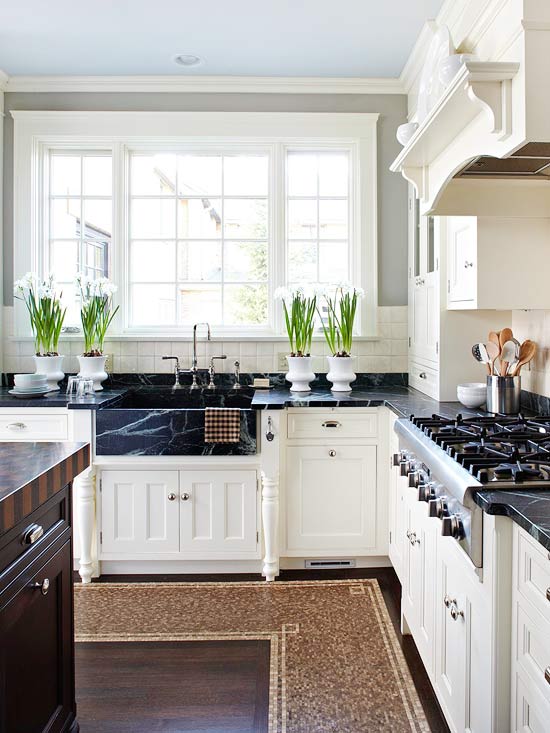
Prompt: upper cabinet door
<box><xmin>179</xmin><ymin>470</ymin><xmax>258</xmax><ymax>559</ymax></box>
<box><xmin>447</xmin><ymin>216</ymin><xmax>477</xmax><ymax>306</ymax></box>
<box><xmin>100</xmin><ymin>470</ymin><xmax>180</xmax><ymax>555</ymax></box>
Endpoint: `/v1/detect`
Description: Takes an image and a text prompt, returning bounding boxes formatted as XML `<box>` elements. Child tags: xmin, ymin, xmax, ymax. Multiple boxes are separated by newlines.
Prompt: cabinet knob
<box><xmin>419</xmin><ymin>372</ymin><xmax>427</xmax><ymax>379</ymax></box>
<box><xmin>167</xmin><ymin>493</ymin><xmax>176</xmax><ymax>501</ymax></box>
<box><xmin>545</xmin><ymin>667</ymin><xmax>550</xmax><ymax>685</ymax></box>
<box><xmin>450</xmin><ymin>602</ymin><xmax>464</xmax><ymax>621</ymax></box>
<box><xmin>443</xmin><ymin>594</ymin><xmax>453</xmax><ymax>608</ymax></box>
<box><xmin>546</xmin><ymin>587</ymin><xmax>550</xmax><ymax>603</ymax></box>
<box><xmin>30</xmin><ymin>578</ymin><xmax>50</xmax><ymax>596</ymax></box>
<box><xmin>464</xmin><ymin>261</ymin><xmax>474</xmax><ymax>268</ymax></box>
<box><xmin>328</xmin><ymin>450</ymin><xmax>336</xmax><ymax>457</ymax></box>
<box><xmin>181</xmin><ymin>492</ymin><xmax>190</xmax><ymax>501</ymax></box>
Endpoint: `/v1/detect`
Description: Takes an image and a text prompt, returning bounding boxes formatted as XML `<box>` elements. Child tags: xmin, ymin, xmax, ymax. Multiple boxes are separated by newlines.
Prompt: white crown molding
<box><xmin>3</xmin><ymin>74</ymin><xmax>405</xmax><ymax>95</ymax></box>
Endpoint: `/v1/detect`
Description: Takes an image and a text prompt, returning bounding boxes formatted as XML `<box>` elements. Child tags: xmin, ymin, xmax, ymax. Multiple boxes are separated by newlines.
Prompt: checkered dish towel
<box><xmin>204</xmin><ymin>407</ymin><xmax>241</xmax><ymax>443</ymax></box>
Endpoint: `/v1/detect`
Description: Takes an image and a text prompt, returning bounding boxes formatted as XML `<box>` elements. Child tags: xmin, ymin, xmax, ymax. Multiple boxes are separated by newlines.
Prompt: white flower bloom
<box><xmin>274</xmin><ymin>286</ymin><xmax>292</xmax><ymax>301</ymax></box>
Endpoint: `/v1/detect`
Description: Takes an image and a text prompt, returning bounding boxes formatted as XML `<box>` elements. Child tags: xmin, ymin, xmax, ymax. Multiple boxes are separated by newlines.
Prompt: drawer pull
<box><xmin>545</xmin><ymin>667</ymin><xmax>550</xmax><ymax>685</ymax></box>
<box><xmin>322</xmin><ymin>420</ymin><xmax>341</xmax><ymax>429</ymax></box>
<box><xmin>444</xmin><ymin>594</ymin><xmax>453</xmax><ymax>608</ymax></box>
<box><xmin>181</xmin><ymin>493</ymin><xmax>190</xmax><ymax>501</ymax></box>
<box><xmin>419</xmin><ymin>372</ymin><xmax>427</xmax><ymax>380</ymax></box>
<box><xmin>328</xmin><ymin>450</ymin><xmax>336</xmax><ymax>457</ymax></box>
<box><xmin>450</xmin><ymin>602</ymin><xmax>464</xmax><ymax>621</ymax></box>
<box><xmin>546</xmin><ymin>587</ymin><xmax>550</xmax><ymax>603</ymax></box>
<box><xmin>30</xmin><ymin>578</ymin><xmax>50</xmax><ymax>596</ymax></box>
<box><xmin>6</xmin><ymin>421</ymin><xmax>27</xmax><ymax>430</ymax></box>
<box><xmin>21</xmin><ymin>523</ymin><xmax>44</xmax><ymax>545</ymax></box>
<box><xmin>167</xmin><ymin>493</ymin><xmax>177</xmax><ymax>501</ymax></box>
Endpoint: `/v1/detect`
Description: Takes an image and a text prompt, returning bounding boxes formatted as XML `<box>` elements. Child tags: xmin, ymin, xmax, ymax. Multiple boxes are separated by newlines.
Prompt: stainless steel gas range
<box><xmin>394</xmin><ymin>413</ymin><xmax>550</xmax><ymax>568</ymax></box>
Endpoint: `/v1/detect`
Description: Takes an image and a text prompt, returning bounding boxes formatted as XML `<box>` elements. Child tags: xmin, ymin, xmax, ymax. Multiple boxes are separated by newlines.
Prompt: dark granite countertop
<box><xmin>0</xmin><ymin>387</ymin><xmax>127</xmax><ymax>410</ymax></box>
<box><xmin>0</xmin><ymin>441</ymin><xmax>89</xmax><ymax>505</ymax></box>
<box><xmin>474</xmin><ymin>490</ymin><xmax>550</xmax><ymax>553</ymax></box>
<box><xmin>251</xmin><ymin>386</ymin><xmax>488</xmax><ymax>419</ymax></box>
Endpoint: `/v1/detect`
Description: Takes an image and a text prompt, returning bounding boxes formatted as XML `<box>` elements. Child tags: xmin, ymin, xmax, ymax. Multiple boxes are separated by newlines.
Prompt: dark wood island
<box><xmin>0</xmin><ymin>442</ymin><xmax>90</xmax><ymax>733</ymax></box>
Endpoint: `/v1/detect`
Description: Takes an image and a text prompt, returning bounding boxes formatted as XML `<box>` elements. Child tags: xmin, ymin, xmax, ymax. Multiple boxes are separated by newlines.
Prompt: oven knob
<box><xmin>393</xmin><ymin>452</ymin><xmax>405</xmax><ymax>467</ymax></box>
<box><xmin>418</xmin><ymin>483</ymin><xmax>436</xmax><ymax>503</ymax></box>
<box><xmin>400</xmin><ymin>459</ymin><xmax>411</xmax><ymax>477</ymax></box>
<box><xmin>428</xmin><ymin>497</ymin><xmax>448</xmax><ymax>519</ymax></box>
<box><xmin>441</xmin><ymin>514</ymin><xmax>465</xmax><ymax>540</ymax></box>
<box><xmin>408</xmin><ymin>470</ymin><xmax>421</xmax><ymax>488</ymax></box>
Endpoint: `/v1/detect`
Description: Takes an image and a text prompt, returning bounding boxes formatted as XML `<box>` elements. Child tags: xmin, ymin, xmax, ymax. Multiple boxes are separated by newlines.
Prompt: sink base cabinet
<box><xmin>99</xmin><ymin>468</ymin><xmax>260</xmax><ymax>562</ymax></box>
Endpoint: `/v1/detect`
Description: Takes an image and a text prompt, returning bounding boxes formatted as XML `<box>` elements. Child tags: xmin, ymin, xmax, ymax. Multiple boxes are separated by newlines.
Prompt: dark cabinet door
<box><xmin>0</xmin><ymin>539</ymin><xmax>76</xmax><ymax>733</ymax></box>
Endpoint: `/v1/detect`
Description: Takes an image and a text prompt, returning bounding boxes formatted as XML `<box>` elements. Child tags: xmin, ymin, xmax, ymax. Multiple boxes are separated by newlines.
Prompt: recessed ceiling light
<box><xmin>173</xmin><ymin>54</ymin><xmax>203</xmax><ymax>67</ymax></box>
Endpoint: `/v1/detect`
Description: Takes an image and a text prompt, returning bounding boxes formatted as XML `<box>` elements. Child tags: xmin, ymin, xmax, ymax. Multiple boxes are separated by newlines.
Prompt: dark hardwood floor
<box><xmin>76</xmin><ymin>640</ymin><xmax>270</xmax><ymax>733</ymax></box>
<box><xmin>75</xmin><ymin>568</ymin><xmax>450</xmax><ymax>733</ymax></box>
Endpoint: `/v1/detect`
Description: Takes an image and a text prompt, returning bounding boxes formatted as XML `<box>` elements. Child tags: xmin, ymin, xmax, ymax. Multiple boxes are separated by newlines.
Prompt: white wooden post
<box><xmin>260</xmin><ymin>411</ymin><xmax>281</xmax><ymax>581</ymax></box>
<box><xmin>74</xmin><ymin>466</ymin><xmax>95</xmax><ymax>584</ymax></box>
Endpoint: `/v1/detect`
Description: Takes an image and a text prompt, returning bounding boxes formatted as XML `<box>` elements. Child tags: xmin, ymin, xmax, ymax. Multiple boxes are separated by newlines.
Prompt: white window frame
<box><xmin>12</xmin><ymin>110</ymin><xmax>379</xmax><ymax>339</ymax></box>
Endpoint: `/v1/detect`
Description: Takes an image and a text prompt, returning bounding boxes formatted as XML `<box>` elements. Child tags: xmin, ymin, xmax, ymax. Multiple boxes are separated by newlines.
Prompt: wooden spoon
<box><xmin>511</xmin><ymin>340</ymin><xmax>537</xmax><ymax>376</ymax></box>
<box><xmin>499</xmin><ymin>328</ymin><xmax>514</xmax><ymax>374</ymax></box>
<box><xmin>488</xmin><ymin>331</ymin><xmax>501</xmax><ymax>352</ymax></box>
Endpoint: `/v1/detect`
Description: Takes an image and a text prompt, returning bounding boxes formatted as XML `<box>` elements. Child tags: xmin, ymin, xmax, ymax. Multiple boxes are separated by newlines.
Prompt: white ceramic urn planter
<box><xmin>34</xmin><ymin>355</ymin><xmax>65</xmax><ymax>391</ymax></box>
<box><xmin>326</xmin><ymin>355</ymin><xmax>356</xmax><ymax>392</ymax></box>
<box><xmin>285</xmin><ymin>355</ymin><xmax>315</xmax><ymax>392</ymax></box>
<box><xmin>77</xmin><ymin>355</ymin><xmax>108</xmax><ymax>391</ymax></box>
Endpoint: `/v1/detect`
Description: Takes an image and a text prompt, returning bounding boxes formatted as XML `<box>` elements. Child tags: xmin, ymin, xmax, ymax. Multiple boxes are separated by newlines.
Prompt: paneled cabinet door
<box><xmin>447</xmin><ymin>216</ymin><xmax>477</xmax><ymax>305</ymax></box>
<box><xmin>435</xmin><ymin>538</ymin><xmax>468</xmax><ymax>733</ymax></box>
<box><xmin>100</xmin><ymin>470</ymin><xmax>180</xmax><ymax>555</ymax></box>
<box><xmin>179</xmin><ymin>470</ymin><xmax>258</xmax><ymax>558</ymax></box>
<box><xmin>285</xmin><ymin>445</ymin><xmax>377</xmax><ymax>554</ymax></box>
<box><xmin>388</xmin><ymin>449</ymin><xmax>405</xmax><ymax>581</ymax></box>
<box><xmin>0</xmin><ymin>540</ymin><xmax>74</xmax><ymax>733</ymax></box>
<box><xmin>401</xmin><ymin>494</ymin><xmax>437</xmax><ymax>676</ymax></box>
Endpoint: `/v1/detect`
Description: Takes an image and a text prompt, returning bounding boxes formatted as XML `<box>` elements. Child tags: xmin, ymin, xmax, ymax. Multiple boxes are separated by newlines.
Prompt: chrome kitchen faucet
<box><xmin>162</xmin><ymin>322</ymin><xmax>212</xmax><ymax>389</ymax></box>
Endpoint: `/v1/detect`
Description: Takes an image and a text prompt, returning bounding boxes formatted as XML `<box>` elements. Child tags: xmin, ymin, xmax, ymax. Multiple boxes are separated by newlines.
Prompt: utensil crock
<box><xmin>486</xmin><ymin>375</ymin><xmax>521</xmax><ymax>415</ymax></box>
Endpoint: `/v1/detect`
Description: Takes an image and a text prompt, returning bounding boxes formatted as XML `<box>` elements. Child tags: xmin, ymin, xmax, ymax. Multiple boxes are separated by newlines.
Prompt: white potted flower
<box><xmin>76</xmin><ymin>274</ymin><xmax>119</xmax><ymax>391</ymax></box>
<box><xmin>318</xmin><ymin>283</ymin><xmax>364</xmax><ymax>392</ymax></box>
<box><xmin>275</xmin><ymin>285</ymin><xmax>317</xmax><ymax>392</ymax></box>
<box><xmin>14</xmin><ymin>273</ymin><xmax>67</xmax><ymax>390</ymax></box>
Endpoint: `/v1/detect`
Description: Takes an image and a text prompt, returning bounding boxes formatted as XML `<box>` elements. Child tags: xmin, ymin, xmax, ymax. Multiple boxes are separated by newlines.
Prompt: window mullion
<box><xmin>112</xmin><ymin>142</ymin><xmax>125</xmax><ymax>334</ymax></box>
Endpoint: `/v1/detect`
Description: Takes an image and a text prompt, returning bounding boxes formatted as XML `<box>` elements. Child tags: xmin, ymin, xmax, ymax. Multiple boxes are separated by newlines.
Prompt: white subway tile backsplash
<box><xmin>2</xmin><ymin>305</ymin><xmax>409</xmax><ymax>375</ymax></box>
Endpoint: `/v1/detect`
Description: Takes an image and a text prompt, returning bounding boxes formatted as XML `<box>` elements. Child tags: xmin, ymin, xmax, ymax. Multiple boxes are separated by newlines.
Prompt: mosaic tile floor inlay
<box><xmin>74</xmin><ymin>579</ymin><xmax>430</xmax><ymax>733</ymax></box>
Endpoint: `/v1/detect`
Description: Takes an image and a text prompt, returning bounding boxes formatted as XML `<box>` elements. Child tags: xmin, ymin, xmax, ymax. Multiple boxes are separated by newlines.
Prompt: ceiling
<box><xmin>0</xmin><ymin>0</ymin><xmax>444</xmax><ymax>78</ymax></box>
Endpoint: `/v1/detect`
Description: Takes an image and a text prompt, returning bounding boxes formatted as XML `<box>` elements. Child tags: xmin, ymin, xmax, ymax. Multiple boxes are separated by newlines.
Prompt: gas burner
<box><xmin>491</xmin><ymin>461</ymin><xmax>550</xmax><ymax>482</ymax></box>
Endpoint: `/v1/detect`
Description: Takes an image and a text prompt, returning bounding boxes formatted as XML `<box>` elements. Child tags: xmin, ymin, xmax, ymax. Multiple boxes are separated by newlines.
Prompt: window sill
<box><xmin>9</xmin><ymin>333</ymin><xmax>383</xmax><ymax>343</ymax></box>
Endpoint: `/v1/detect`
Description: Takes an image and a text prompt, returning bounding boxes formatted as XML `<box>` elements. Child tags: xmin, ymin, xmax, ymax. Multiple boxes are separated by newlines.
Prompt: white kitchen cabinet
<box><xmin>447</xmin><ymin>216</ymin><xmax>550</xmax><ymax>310</ymax></box>
<box><xmin>179</xmin><ymin>470</ymin><xmax>258</xmax><ymax>558</ymax></box>
<box><xmin>388</xmin><ymin>415</ymin><xmax>406</xmax><ymax>582</ymax></box>
<box><xmin>285</xmin><ymin>444</ymin><xmax>377</xmax><ymax>555</ymax></box>
<box><xmin>100</xmin><ymin>470</ymin><xmax>180</xmax><ymax>555</ymax></box>
<box><xmin>511</xmin><ymin>525</ymin><xmax>550</xmax><ymax>730</ymax></box>
<box><xmin>99</xmin><ymin>468</ymin><xmax>259</xmax><ymax>560</ymax></box>
<box><xmin>406</xmin><ymin>190</ymin><xmax>512</xmax><ymax>400</ymax></box>
<box><xmin>401</xmin><ymin>490</ymin><xmax>438</xmax><ymax>677</ymax></box>
<box><xmin>408</xmin><ymin>191</ymin><xmax>439</xmax><ymax>366</ymax></box>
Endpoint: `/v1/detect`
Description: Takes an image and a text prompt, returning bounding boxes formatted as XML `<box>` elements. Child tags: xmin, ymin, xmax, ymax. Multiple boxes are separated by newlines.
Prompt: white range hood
<box><xmin>391</xmin><ymin>11</ymin><xmax>550</xmax><ymax>216</ymax></box>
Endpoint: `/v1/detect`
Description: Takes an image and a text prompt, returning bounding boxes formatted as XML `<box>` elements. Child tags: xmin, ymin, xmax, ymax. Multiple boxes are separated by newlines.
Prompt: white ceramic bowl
<box><xmin>457</xmin><ymin>382</ymin><xmax>486</xmax><ymax>409</ymax></box>
<box><xmin>396</xmin><ymin>122</ymin><xmax>419</xmax><ymax>146</ymax></box>
<box><xmin>14</xmin><ymin>373</ymin><xmax>47</xmax><ymax>387</ymax></box>
<box><xmin>438</xmin><ymin>53</ymin><xmax>476</xmax><ymax>87</ymax></box>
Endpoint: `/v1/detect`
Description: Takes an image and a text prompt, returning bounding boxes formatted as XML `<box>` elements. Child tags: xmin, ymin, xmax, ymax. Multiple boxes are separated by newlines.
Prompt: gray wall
<box><xmin>3</xmin><ymin>91</ymin><xmax>408</xmax><ymax>306</ymax></box>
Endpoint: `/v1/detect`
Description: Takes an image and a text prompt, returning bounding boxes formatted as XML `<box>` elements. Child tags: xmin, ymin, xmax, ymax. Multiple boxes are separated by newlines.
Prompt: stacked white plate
<box><xmin>9</xmin><ymin>373</ymin><xmax>50</xmax><ymax>398</ymax></box>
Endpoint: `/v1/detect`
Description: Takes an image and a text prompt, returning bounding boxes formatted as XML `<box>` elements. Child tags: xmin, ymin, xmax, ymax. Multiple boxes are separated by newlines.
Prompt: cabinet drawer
<box><xmin>409</xmin><ymin>360</ymin><xmax>438</xmax><ymax>398</ymax></box>
<box><xmin>516</xmin><ymin>527</ymin><xmax>550</xmax><ymax>624</ymax></box>
<box><xmin>0</xmin><ymin>413</ymin><xmax>68</xmax><ymax>441</ymax></box>
<box><xmin>515</xmin><ymin>602</ymin><xmax>550</xmax><ymax>703</ymax></box>
<box><xmin>513</xmin><ymin>669</ymin><xmax>550</xmax><ymax>733</ymax></box>
<box><xmin>287</xmin><ymin>411</ymin><xmax>378</xmax><ymax>440</ymax></box>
